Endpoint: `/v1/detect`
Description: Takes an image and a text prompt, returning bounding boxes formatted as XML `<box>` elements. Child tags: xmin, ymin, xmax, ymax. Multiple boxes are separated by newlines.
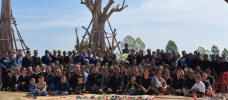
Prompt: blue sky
<box><xmin>5</xmin><ymin>0</ymin><xmax>228</xmax><ymax>56</ymax></box>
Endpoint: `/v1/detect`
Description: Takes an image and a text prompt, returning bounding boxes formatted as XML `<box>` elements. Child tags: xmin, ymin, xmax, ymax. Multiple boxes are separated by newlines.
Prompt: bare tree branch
<box><xmin>81</xmin><ymin>0</ymin><xmax>94</xmax><ymax>13</ymax></box>
<box><xmin>103</xmin><ymin>0</ymin><xmax>114</xmax><ymax>15</ymax></box>
<box><xmin>105</xmin><ymin>0</ymin><xmax>128</xmax><ymax>21</ymax></box>
<box><xmin>75</xmin><ymin>28</ymin><xmax>80</xmax><ymax>49</ymax></box>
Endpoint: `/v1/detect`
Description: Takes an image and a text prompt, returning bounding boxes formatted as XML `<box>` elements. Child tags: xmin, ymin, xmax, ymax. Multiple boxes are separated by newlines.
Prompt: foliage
<box><xmin>211</xmin><ymin>45</ymin><xmax>220</xmax><ymax>56</ymax></box>
<box><xmin>165</xmin><ymin>40</ymin><xmax>179</xmax><ymax>56</ymax></box>
<box><xmin>195</xmin><ymin>47</ymin><xmax>211</xmax><ymax>60</ymax></box>
<box><xmin>222</xmin><ymin>48</ymin><xmax>228</xmax><ymax>61</ymax></box>
<box><xmin>117</xmin><ymin>53</ymin><xmax>129</xmax><ymax>61</ymax></box>
<box><xmin>82</xmin><ymin>40</ymin><xmax>89</xmax><ymax>46</ymax></box>
<box><xmin>120</xmin><ymin>36</ymin><xmax>146</xmax><ymax>53</ymax></box>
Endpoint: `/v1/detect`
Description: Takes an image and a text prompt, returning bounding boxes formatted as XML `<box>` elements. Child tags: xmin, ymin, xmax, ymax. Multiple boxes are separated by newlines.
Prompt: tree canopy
<box><xmin>211</xmin><ymin>45</ymin><xmax>220</xmax><ymax>55</ymax></box>
<box><xmin>120</xmin><ymin>35</ymin><xmax>146</xmax><ymax>52</ymax></box>
<box><xmin>165</xmin><ymin>40</ymin><xmax>179</xmax><ymax>55</ymax></box>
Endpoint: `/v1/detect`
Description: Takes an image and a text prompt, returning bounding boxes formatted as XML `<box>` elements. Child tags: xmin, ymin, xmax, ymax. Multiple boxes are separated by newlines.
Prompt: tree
<box><xmin>165</xmin><ymin>40</ymin><xmax>179</xmax><ymax>55</ymax></box>
<box><xmin>211</xmin><ymin>45</ymin><xmax>220</xmax><ymax>56</ymax></box>
<box><xmin>222</xmin><ymin>48</ymin><xmax>228</xmax><ymax>61</ymax></box>
<box><xmin>82</xmin><ymin>40</ymin><xmax>89</xmax><ymax>46</ymax></box>
<box><xmin>79</xmin><ymin>0</ymin><xmax>128</xmax><ymax>52</ymax></box>
<box><xmin>195</xmin><ymin>47</ymin><xmax>206</xmax><ymax>60</ymax></box>
<box><xmin>120</xmin><ymin>36</ymin><xmax>146</xmax><ymax>52</ymax></box>
<box><xmin>205</xmin><ymin>49</ymin><xmax>212</xmax><ymax>60</ymax></box>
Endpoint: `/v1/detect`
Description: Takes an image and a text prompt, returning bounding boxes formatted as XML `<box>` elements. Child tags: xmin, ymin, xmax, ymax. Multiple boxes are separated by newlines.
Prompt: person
<box><xmin>17</xmin><ymin>68</ymin><xmax>30</xmax><ymax>92</ymax></box>
<box><xmin>32</xmin><ymin>50</ymin><xmax>41</xmax><ymax>67</ymax></box>
<box><xmin>15</xmin><ymin>67</ymin><xmax>21</xmax><ymax>83</ymax></box>
<box><xmin>145</xmin><ymin>49</ymin><xmax>152</xmax><ymax>61</ymax></box>
<box><xmin>41</xmin><ymin>50</ymin><xmax>52</xmax><ymax>66</ymax></box>
<box><xmin>51</xmin><ymin>50</ymin><xmax>58</xmax><ymax>63</ymax></box>
<box><xmin>71</xmin><ymin>64</ymin><xmax>84</xmax><ymax>90</ymax></box>
<box><xmin>122</xmin><ymin>43</ymin><xmax>130</xmax><ymax>54</ymax></box>
<box><xmin>30</xmin><ymin>75</ymin><xmax>48</xmax><ymax>97</ymax></box>
<box><xmin>124</xmin><ymin>76</ymin><xmax>139</xmax><ymax>95</ymax></box>
<box><xmin>86</xmin><ymin>66</ymin><xmax>103</xmax><ymax>94</ymax></box>
<box><xmin>102</xmin><ymin>52</ymin><xmax>113</xmax><ymax>67</ymax></box>
<box><xmin>127</xmin><ymin>50</ymin><xmax>136</xmax><ymax>65</ymax></box>
<box><xmin>202</xmin><ymin>73</ymin><xmax>214</xmax><ymax>97</ymax></box>
<box><xmin>107</xmin><ymin>67</ymin><xmax>124</xmax><ymax>94</ymax></box>
<box><xmin>29</xmin><ymin>78</ymin><xmax>37</xmax><ymax>93</ymax></box>
<box><xmin>185</xmin><ymin>74</ymin><xmax>205</xmax><ymax>98</ymax></box>
<box><xmin>86</xmin><ymin>51</ymin><xmax>96</xmax><ymax>65</ymax></box>
<box><xmin>52</xmin><ymin>75</ymin><xmax>71</xmax><ymax>96</ymax></box>
<box><xmin>74</xmin><ymin>51</ymin><xmax>85</xmax><ymax>65</ymax></box>
<box><xmin>205</xmin><ymin>70</ymin><xmax>214</xmax><ymax>87</ymax></box>
<box><xmin>101</xmin><ymin>67</ymin><xmax>111</xmax><ymax>92</ymax></box>
<box><xmin>137</xmin><ymin>50</ymin><xmax>145</xmax><ymax>65</ymax></box>
<box><xmin>51</xmin><ymin>69</ymin><xmax>61</xmax><ymax>90</ymax></box>
<box><xmin>27</xmin><ymin>67</ymin><xmax>34</xmax><ymax>76</ymax></box>
<box><xmin>57</xmin><ymin>50</ymin><xmax>64</xmax><ymax>65</ymax></box>
<box><xmin>150</xmin><ymin>67</ymin><xmax>157</xmax><ymax>77</ymax></box>
<box><xmin>74</xmin><ymin>74</ymin><xmax>86</xmax><ymax>94</ymax></box>
<box><xmin>170</xmin><ymin>68</ymin><xmax>186</xmax><ymax>96</ymax></box>
<box><xmin>200</xmin><ymin>54</ymin><xmax>210</xmax><ymax>71</ymax></box>
<box><xmin>1</xmin><ymin>70</ymin><xmax>18</xmax><ymax>91</ymax></box>
<box><xmin>1</xmin><ymin>51</ymin><xmax>12</xmax><ymax>84</ymax></box>
<box><xmin>184</xmin><ymin>70</ymin><xmax>196</xmax><ymax>91</ymax></box>
<box><xmin>64</xmin><ymin>51</ymin><xmax>72</xmax><ymax>65</ymax></box>
<box><xmin>164</xmin><ymin>69</ymin><xmax>172</xmax><ymax>86</ymax></box>
<box><xmin>30</xmin><ymin>66</ymin><xmax>43</xmax><ymax>84</ymax></box>
<box><xmin>139</xmin><ymin>69</ymin><xmax>156</xmax><ymax>95</ymax></box>
<box><xmin>152</xmin><ymin>70</ymin><xmax>169</xmax><ymax>95</ymax></box>
<box><xmin>80</xmin><ymin>65</ymin><xmax>88</xmax><ymax>83</ymax></box>
<box><xmin>43</xmin><ymin>66</ymin><xmax>55</xmax><ymax>91</ymax></box>
<box><xmin>22</xmin><ymin>51</ymin><xmax>34</xmax><ymax>69</ymax></box>
<box><xmin>14</xmin><ymin>50</ymin><xmax>23</xmax><ymax>69</ymax></box>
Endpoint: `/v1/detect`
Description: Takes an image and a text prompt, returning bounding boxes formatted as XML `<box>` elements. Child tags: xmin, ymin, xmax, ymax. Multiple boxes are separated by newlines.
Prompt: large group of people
<box><xmin>0</xmin><ymin>47</ymin><xmax>226</xmax><ymax>98</ymax></box>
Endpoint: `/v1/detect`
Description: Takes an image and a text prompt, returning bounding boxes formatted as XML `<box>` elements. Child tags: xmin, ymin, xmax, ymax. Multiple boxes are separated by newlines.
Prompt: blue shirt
<box><xmin>74</xmin><ymin>55</ymin><xmax>85</xmax><ymax>65</ymax></box>
<box><xmin>0</xmin><ymin>57</ymin><xmax>12</xmax><ymax>69</ymax></box>
<box><xmin>41</xmin><ymin>56</ymin><xmax>52</xmax><ymax>65</ymax></box>
<box><xmin>44</xmin><ymin>72</ymin><xmax>55</xmax><ymax>86</ymax></box>
<box><xmin>53</xmin><ymin>81</ymin><xmax>71</xmax><ymax>93</ymax></box>
<box><xmin>29</xmin><ymin>84</ymin><xmax>37</xmax><ymax>92</ymax></box>
<box><xmin>85</xmin><ymin>57</ymin><xmax>96</xmax><ymax>65</ymax></box>
<box><xmin>14</xmin><ymin>56</ymin><xmax>23</xmax><ymax>67</ymax></box>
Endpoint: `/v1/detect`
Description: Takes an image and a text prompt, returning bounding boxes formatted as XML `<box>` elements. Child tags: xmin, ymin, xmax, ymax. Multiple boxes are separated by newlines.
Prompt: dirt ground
<box><xmin>0</xmin><ymin>91</ymin><xmax>221</xmax><ymax>100</ymax></box>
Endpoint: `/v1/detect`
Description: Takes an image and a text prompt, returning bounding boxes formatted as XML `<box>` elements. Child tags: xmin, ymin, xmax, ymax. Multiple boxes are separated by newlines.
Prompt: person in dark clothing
<box><xmin>51</xmin><ymin>50</ymin><xmax>58</xmax><ymax>63</ymax></box>
<box><xmin>17</xmin><ymin>68</ymin><xmax>30</xmax><ymax>92</ymax></box>
<box><xmin>1</xmin><ymin>70</ymin><xmax>18</xmax><ymax>91</ymax></box>
<box><xmin>145</xmin><ymin>49</ymin><xmax>153</xmax><ymax>61</ymax></box>
<box><xmin>156</xmin><ymin>54</ymin><xmax>163</xmax><ymax>66</ymax></box>
<box><xmin>127</xmin><ymin>50</ymin><xmax>136</xmax><ymax>65</ymax></box>
<box><xmin>205</xmin><ymin>70</ymin><xmax>214</xmax><ymax>86</ymax></box>
<box><xmin>102</xmin><ymin>52</ymin><xmax>113</xmax><ymax>67</ymax></box>
<box><xmin>210</xmin><ymin>55</ymin><xmax>216</xmax><ymax>75</ymax></box>
<box><xmin>108</xmin><ymin>48</ymin><xmax>116</xmax><ymax>61</ymax></box>
<box><xmin>1</xmin><ymin>51</ymin><xmax>12</xmax><ymax>84</ymax></box>
<box><xmin>220</xmin><ymin>54</ymin><xmax>228</xmax><ymax>74</ymax></box>
<box><xmin>22</xmin><ymin>51</ymin><xmax>34</xmax><ymax>69</ymax></box>
<box><xmin>139</xmin><ymin>69</ymin><xmax>156</xmax><ymax>95</ymax></box>
<box><xmin>124</xmin><ymin>76</ymin><xmax>139</xmax><ymax>95</ymax></box>
<box><xmin>41</xmin><ymin>50</ymin><xmax>52</xmax><ymax>66</ymax></box>
<box><xmin>44</xmin><ymin>66</ymin><xmax>55</xmax><ymax>91</ymax></box>
<box><xmin>137</xmin><ymin>50</ymin><xmax>145</xmax><ymax>65</ymax></box>
<box><xmin>150</xmin><ymin>67</ymin><xmax>157</xmax><ymax>78</ymax></box>
<box><xmin>30</xmin><ymin>66</ymin><xmax>43</xmax><ymax>84</ymax></box>
<box><xmin>57</xmin><ymin>50</ymin><xmax>64</xmax><ymax>65</ymax></box>
<box><xmin>74</xmin><ymin>51</ymin><xmax>85</xmax><ymax>65</ymax></box>
<box><xmin>51</xmin><ymin>69</ymin><xmax>61</xmax><ymax>90</ymax></box>
<box><xmin>200</xmin><ymin>54</ymin><xmax>210</xmax><ymax>71</ymax></box>
<box><xmin>194</xmin><ymin>52</ymin><xmax>202</xmax><ymax>67</ymax></box>
<box><xmin>86</xmin><ymin>66</ymin><xmax>103</xmax><ymax>94</ymax></box>
<box><xmin>85</xmin><ymin>51</ymin><xmax>96</xmax><ymax>65</ymax></box>
<box><xmin>170</xmin><ymin>68</ymin><xmax>186</xmax><ymax>96</ymax></box>
<box><xmin>164</xmin><ymin>69</ymin><xmax>172</xmax><ymax>86</ymax></box>
<box><xmin>52</xmin><ymin>75</ymin><xmax>71</xmax><ymax>95</ymax></box>
<box><xmin>185</xmin><ymin>70</ymin><xmax>196</xmax><ymax>91</ymax></box>
<box><xmin>32</xmin><ymin>50</ymin><xmax>41</xmax><ymax>67</ymax></box>
<box><xmin>74</xmin><ymin>74</ymin><xmax>86</xmax><ymax>94</ymax></box>
<box><xmin>107</xmin><ymin>67</ymin><xmax>124</xmax><ymax>94</ymax></box>
<box><xmin>202</xmin><ymin>73</ymin><xmax>214</xmax><ymax>97</ymax></box>
<box><xmin>64</xmin><ymin>51</ymin><xmax>72</xmax><ymax>65</ymax></box>
<box><xmin>71</xmin><ymin>64</ymin><xmax>84</xmax><ymax>90</ymax></box>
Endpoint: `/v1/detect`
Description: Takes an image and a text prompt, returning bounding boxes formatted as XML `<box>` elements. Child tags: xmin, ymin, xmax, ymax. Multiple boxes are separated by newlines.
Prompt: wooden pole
<box><xmin>0</xmin><ymin>0</ymin><xmax>13</xmax><ymax>57</ymax></box>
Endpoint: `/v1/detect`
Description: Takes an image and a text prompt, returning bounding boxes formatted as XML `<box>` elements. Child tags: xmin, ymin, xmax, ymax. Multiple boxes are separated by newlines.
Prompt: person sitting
<box><xmin>185</xmin><ymin>70</ymin><xmax>196</xmax><ymax>92</ymax></box>
<box><xmin>30</xmin><ymin>66</ymin><xmax>43</xmax><ymax>84</ymax></box>
<box><xmin>86</xmin><ymin>66</ymin><xmax>103</xmax><ymax>94</ymax></box>
<box><xmin>185</xmin><ymin>74</ymin><xmax>205</xmax><ymax>98</ymax></box>
<box><xmin>107</xmin><ymin>67</ymin><xmax>124</xmax><ymax>94</ymax></box>
<box><xmin>29</xmin><ymin>78</ymin><xmax>37</xmax><ymax>93</ymax></box>
<box><xmin>124</xmin><ymin>76</ymin><xmax>139</xmax><ymax>95</ymax></box>
<box><xmin>163</xmin><ymin>69</ymin><xmax>172</xmax><ymax>87</ymax></box>
<box><xmin>139</xmin><ymin>69</ymin><xmax>157</xmax><ymax>95</ymax></box>
<box><xmin>202</xmin><ymin>73</ymin><xmax>214</xmax><ymax>97</ymax></box>
<box><xmin>170</xmin><ymin>68</ymin><xmax>186</xmax><ymax>96</ymax></box>
<box><xmin>74</xmin><ymin>74</ymin><xmax>86</xmax><ymax>94</ymax></box>
<box><xmin>17</xmin><ymin>68</ymin><xmax>30</xmax><ymax>92</ymax></box>
<box><xmin>30</xmin><ymin>75</ymin><xmax>48</xmax><ymax>97</ymax></box>
<box><xmin>51</xmin><ymin>69</ymin><xmax>61</xmax><ymax>90</ymax></box>
<box><xmin>205</xmin><ymin>70</ymin><xmax>214</xmax><ymax>88</ymax></box>
<box><xmin>44</xmin><ymin>66</ymin><xmax>55</xmax><ymax>92</ymax></box>
<box><xmin>52</xmin><ymin>75</ymin><xmax>71</xmax><ymax>96</ymax></box>
<box><xmin>1</xmin><ymin>69</ymin><xmax>18</xmax><ymax>91</ymax></box>
<box><xmin>152</xmin><ymin>70</ymin><xmax>169</xmax><ymax>95</ymax></box>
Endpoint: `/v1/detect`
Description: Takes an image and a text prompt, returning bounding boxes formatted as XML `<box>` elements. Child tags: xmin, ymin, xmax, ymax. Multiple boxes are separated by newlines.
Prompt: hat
<box><xmin>78</xmin><ymin>74</ymin><xmax>83</xmax><ymax>78</ymax></box>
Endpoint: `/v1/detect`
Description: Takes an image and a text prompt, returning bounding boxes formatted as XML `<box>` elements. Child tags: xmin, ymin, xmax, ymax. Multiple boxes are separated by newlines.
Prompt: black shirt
<box><xmin>76</xmin><ymin>83</ymin><xmax>86</xmax><ymax>91</ymax></box>
<box><xmin>206</xmin><ymin>76</ymin><xmax>214</xmax><ymax>86</ymax></box>
<box><xmin>32</xmin><ymin>56</ymin><xmax>41</xmax><ymax>67</ymax></box>
<box><xmin>57</xmin><ymin>55</ymin><xmax>64</xmax><ymax>65</ymax></box>
<box><xmin>17</xmin><ymin>75</ymin><xmax>30</xmax><ymax>87</ymax></box>
<box><xmin>202</xmin><ymin>81</ymin><xmax>210</xmax><ymax>90</ymax></box>
<box><xmin>184</xmin><ymin>77</ymin><xmax>196</xmax><ymax>90</ymax></box>
<box><xmin>130</xmin><ymin>74</ymin><xmax>142</xmax><ymax>85</ymax></box>
<box><xmin>171</xmin><ymin>76</ymin><xmax>185</xmax><ymax>90</ymax></box>
<box><xmin>51</xmin><ymin>55</ymin><xmax>57</xmax><ymax>63</ymax></box>
<box><xmin>108</xmin><ymin>74</ymin><xmax>124</xmax><ymax>91</ymax></box>
<box><xmin>71</xmin><ymin>72</ymin><xmax>84</xmax><ymax>88</ymax></box>
<box><xmin>86</xmin><ymin>73</ymin><xmax>103</xmax><ymax>88</ymax></box>
<box><xmin>30</xmin><ymin>73</ymin><xmax>42</xmax><ymax>84</ymax></box>
<box><xmin>2</xmin><ymin>75</ymin><xmax>16</xmax><ymax>88</ymax></box>
<box><xmin>140</xmin><ymin>76</ymin><xmax>152</xmax><ymax>89</ymax></box>
<box><xmin>137</xmin><ymin>55</ymin><xmax>145</xmax><ymax>65</ymax></box>
<box><xmin>52</xmin><ymin>76</ymin><xmax>61</xmax><ymax>86</ymax></box>
<box><xmin>128</xmin><ymin>82</ymin><xmax>139</xmax><ymax>90</ymax></box>
<box><xmin>127</xmin><ymin>54</ymin><xmax>136</xmax><ymax>65</ymax></box>
<box><xmin>164</xmin><ymin>76</ymin><xmax>172</xmax><ymax>86</ymax></box>
<box><xmin>200</xmin><ymin>60</ymin><xmax>210</xmax><ymax>71</ymax></box>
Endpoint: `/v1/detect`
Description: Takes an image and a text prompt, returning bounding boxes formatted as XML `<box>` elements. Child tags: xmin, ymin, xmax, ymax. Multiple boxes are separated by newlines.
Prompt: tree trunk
<box><xmin>0</xmin><ymin>0</ymin><xmax>13</xmax><ymax>57</ymax></box>
<box><xmin>91</xmin><ymin>0</ymin><xmax>105</xmax><ymax>52</ymax></box>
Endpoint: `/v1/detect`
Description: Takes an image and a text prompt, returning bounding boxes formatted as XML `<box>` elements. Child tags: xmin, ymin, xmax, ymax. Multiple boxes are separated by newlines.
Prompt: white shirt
<box><xmin>192</xmin><ymin>81</ymin><xmax>205</xmax><ymax>93</ymax></box>
<box><xmin>83</xmin><ymin>72</ymin><xmax>88</xmax><ymax>83</ymax></box>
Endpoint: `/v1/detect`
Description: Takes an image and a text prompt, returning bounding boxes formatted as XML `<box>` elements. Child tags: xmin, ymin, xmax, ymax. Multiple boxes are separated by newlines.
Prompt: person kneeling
<box><xmin>52</xmin><ymin>75</ymin><xmax>71</xmax><ymax>96</ymax></box>
<box><xmin>185</xmin><ymin>74</ymin><xmax>205</xmax><ymax>98</ymax></box>
<box><xmin>30</xmin><ymin>75</ymin><xmax>48</xmax><ymax>96</ymax></box>
<box><xmin>74</xmin><ymin>74</ymin><xmax>86</xmax><ymax>94</ymax></box>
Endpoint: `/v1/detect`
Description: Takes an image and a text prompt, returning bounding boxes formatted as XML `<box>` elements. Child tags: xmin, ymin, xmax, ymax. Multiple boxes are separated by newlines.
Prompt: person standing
<box><xmin>32</xmin><ymin>50</ymin><xmax>41</xmax><ymax>67</ymax></box>
<box><xmin>41</xmin><ymin>50</ymin><xmax>52</xmax><ymax>66</ymax></box>
<box><xmin>22</xmin><ymin>51</ymin><xmax>34</xmax><ymax>69</ymax></box>
<box><xmin>14</xmin><ymin>50</ymin><xmax>23</xmax><ymax>69</ymax></box>
<box><xmin>1</xmin><ymin>51</ymin><xmax>12</xmax><ymax>84</ymax></box>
